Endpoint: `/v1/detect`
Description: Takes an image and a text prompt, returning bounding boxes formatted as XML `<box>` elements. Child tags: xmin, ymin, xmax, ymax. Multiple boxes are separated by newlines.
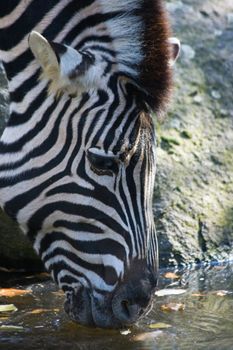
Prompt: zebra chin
<box><xmin>63</xmin><ymin>265</ymin><xmax>157</xmax><ymax>329</ymax></box>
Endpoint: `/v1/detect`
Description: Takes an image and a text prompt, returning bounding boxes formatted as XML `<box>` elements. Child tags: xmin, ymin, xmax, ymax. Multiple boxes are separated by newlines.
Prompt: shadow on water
<box><xmin>0</xmin><ymin>263</ymin><xmax>233</xmax><ymax>350</ymax></box>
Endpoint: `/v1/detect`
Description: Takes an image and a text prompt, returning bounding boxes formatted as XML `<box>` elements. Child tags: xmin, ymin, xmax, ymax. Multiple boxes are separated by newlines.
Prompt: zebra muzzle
<box><xmin>111</xmin><ymin>279</ymin><xmax>154</xmax><ymax>325</ymax></box>
<box><xmin>63</xmin><ymin>269</ymin><xmax>156</xmax><ymax>328</ymax></box>
<box><xmin>64</xmin><ymin>286</ymin><xmax>95</xmax><ymax>327</ymax></box>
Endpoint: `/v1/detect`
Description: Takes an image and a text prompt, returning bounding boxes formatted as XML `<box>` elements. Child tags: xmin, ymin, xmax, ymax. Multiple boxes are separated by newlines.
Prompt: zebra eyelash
<box><xmin>87</xmin><ymin>148</ymin><xmax>120</xmax><ymax>176</ymax></box>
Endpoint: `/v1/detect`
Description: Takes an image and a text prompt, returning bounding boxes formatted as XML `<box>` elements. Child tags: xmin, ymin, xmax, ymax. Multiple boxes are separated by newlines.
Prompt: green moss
<box><xmin>180</xmin><ymin>130</ymin><xmax>192</xmax><ymax>139</ymax></box>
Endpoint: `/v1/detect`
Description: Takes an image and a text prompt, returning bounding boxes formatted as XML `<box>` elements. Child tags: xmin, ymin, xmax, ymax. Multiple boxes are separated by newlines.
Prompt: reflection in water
<box><xmin>0</xmin><ymin>263</ymin><xmax>233</xmax><ymax>350</ymax></box>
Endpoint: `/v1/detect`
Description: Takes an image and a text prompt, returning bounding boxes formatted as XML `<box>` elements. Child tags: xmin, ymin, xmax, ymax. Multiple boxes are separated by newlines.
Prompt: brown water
<box><xmin>0</xmin><ymin>263</ymin><xmax>233</xmax><ymax>350</ymax></box>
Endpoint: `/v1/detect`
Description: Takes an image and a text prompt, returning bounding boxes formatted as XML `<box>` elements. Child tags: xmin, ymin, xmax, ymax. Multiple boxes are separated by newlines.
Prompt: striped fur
<box><xmin>0</xmin><ymin>0</ymin><xmax>174</xmax><ymax>327</ymax></box>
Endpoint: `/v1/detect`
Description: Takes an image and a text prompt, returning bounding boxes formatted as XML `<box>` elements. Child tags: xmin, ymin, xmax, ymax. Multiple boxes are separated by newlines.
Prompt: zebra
<box><xmin>0</xmin><ymin>1</ymin><xmax>179</xmax><ymax>328</ymax></box>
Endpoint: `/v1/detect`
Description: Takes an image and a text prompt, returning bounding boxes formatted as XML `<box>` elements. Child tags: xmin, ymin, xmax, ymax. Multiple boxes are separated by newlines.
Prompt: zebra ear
<box><xmin>28</xmin><ymin>31</ymin><xmax>95</xmax><ymax>96</ymax></box>
<box><xmin>29</xmin><ymin>31</ymin><xmax>59</xmax><ymax>75</ymax></box>
<box><xmin>168</xmin><ymin>37</ymin><xmax>180</xmax><ymax>66</ymax></box>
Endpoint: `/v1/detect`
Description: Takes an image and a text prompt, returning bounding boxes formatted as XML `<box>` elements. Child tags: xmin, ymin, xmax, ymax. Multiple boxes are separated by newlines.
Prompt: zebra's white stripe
<box><xmin>0</xmin><ymin>0</ymin><xmax>34</xmax><ymax>29</ymax></box>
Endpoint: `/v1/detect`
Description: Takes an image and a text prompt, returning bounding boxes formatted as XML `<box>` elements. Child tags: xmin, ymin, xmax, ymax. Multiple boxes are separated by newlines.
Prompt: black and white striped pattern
<box><xmin>0</xmin><ymin>1</ymin><xmax>158</xmax><ymax>296</ymax></box>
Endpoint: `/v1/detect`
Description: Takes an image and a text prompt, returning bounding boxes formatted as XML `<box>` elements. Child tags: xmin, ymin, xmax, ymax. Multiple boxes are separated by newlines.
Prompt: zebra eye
<box><xmin>87</xmin><ymin>149</ymin><xmax>119</xmax><ymax>176</ymax></box>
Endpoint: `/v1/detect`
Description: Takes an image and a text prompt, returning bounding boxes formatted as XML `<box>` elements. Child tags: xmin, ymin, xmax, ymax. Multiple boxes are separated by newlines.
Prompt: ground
<box><xmin>0</xmin><ymin>0</ymin><xmax>232</xmax><ymax>269</ymax></box>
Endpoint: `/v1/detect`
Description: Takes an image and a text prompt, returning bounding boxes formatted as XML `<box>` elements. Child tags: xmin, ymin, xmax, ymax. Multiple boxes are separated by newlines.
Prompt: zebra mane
<box><xmin>99</xmin><ymin>0</ymin><xmax>173</xmax><ymax>114</ymax></box>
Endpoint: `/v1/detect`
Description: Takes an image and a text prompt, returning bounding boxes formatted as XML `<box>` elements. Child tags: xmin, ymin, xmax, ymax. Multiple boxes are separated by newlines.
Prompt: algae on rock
<box><xmin>155</xmin><ymin>0</ymin><xmax>233</xmax><ymax>266</ymax></box>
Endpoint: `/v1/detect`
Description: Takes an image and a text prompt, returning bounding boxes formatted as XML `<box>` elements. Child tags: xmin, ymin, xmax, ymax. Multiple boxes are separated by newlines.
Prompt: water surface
<box><xmin>0</xmin><ymin>263</ymin><xmax>233</xmax><ymax>350</ymax></box>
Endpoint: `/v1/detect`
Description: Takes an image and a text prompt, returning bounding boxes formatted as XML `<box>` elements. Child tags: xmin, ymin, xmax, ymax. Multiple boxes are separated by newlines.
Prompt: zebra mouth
<box><xmin>64</xmin><ymin>286</ymin><xmax>120</xmax><ymax>328</ymax></box>
<box><xmin>64</xmin><ymin>286</ymin><xmax>95</xmax><ymax>327</ymax></box>
<box><xmin>64</xmin><ymin>276</ymin><xmax>156</xmax><ymax>328</ymax></box>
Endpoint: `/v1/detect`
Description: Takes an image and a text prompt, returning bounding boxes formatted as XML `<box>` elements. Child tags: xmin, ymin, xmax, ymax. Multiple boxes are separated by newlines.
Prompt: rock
<box><xmin>166</xmin><ymin>1</ymin><xmax>183</xmax><ymax>13</ymax></box>
<box><xmin>155</xmin><ymin>0</ymin><xmax>233</xmax><ymax>266</ymax></box>
<box><xmin>227</xmin><ymin>13</ymin><xmax>233</xmax><ymax>26</ymax></box>
<box><xmin>214</xmin><ymin>29</ymin><xmax>223</xmax><ymax>37</ymax></box>
<box><xmin>180</xmin><ymin>130</ymin><xmax>192</xmax><ymax>139</ymax></box>
<box><xmin>0</xmin><ymin>64</ymin><xmax>41</xmax><ymax>270</ymax></box>
<box><xmin>169</xmin><ymin>117</ymin><xmax>182</xmax><ymax>130</ymax></box>
<box><xmin>193</xmin><ymin>94</ymin><xmax>203</xmax><ymax>104</ymax></box>
<box><xmin>211</xmin><ymin>90</ymin><xmax>221</xmax><ymax>100</ymax></box>
<box><xmin>181</xmin><ymin>45</ymin><xmax>196</xmax><ymax>63</ymax></box>
<box><xmin>0</xmin><ymin>210</ymin><xmax>42</xmax><ymax>270</ymax></box>
<box><xmin>219</xmin><ymin>109</ymin><xmax>228</xmax><ymax>117</ymax></box>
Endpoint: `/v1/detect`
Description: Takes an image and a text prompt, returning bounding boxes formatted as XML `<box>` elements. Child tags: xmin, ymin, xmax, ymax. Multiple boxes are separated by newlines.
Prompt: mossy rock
<box><xmin>154</xmin><ymin>0</ymin><xmax>233</xmax><ymax>266</ymax></box>
<box><xmin>0</xmin><ymin>210</ymin><xmax>42</xmax><ymax>270</ymax></box>
<box><xmin>0</xmin><ymin>66</ymin><xmax>42</xmax><ymax>270</ymax></box>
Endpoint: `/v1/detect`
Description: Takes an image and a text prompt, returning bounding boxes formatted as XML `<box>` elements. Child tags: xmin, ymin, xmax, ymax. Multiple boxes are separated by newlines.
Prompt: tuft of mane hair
<box><xmin>139</xmin><ymin>0</ymin><xmax>173</xmax><ymax>117</ymax></box>
<box><xmin>100</xmin><ymin>0</ymin><xmax>174</xmax><ymax>116</ymax></box>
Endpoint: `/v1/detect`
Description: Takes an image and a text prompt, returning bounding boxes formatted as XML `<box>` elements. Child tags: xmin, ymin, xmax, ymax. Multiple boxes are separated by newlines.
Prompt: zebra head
<box><xmin>0</xmin><ymin>0</ymin><xmax>179</xmax><ymax>328</ymax></box>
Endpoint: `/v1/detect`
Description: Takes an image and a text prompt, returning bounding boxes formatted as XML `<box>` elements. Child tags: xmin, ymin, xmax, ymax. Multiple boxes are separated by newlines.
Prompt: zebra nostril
<box><xmin>112</xmin><ymin>293</ymin><xmax>145</xmax><ymax>324</ymax></box>
<box><xmin>111</xmin><ymin>275</ymin><xmax>155</xmax><ymax>325</ymax></box>
<box><xmin>121</xmin><ymin>299</ymin><xmax>143</xmax><ymax>321</ymax></box>
<box><xmin>121</xmin><ymin>299</ymin><xmax>131</xmax><ymax>318</ymax></box>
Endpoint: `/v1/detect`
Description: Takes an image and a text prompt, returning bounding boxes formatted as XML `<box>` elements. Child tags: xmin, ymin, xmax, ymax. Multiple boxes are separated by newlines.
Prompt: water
<box><xmin>0</xmin><ymin>263</ymin><xmax>233</xmax><ymax>350</ymax></box>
